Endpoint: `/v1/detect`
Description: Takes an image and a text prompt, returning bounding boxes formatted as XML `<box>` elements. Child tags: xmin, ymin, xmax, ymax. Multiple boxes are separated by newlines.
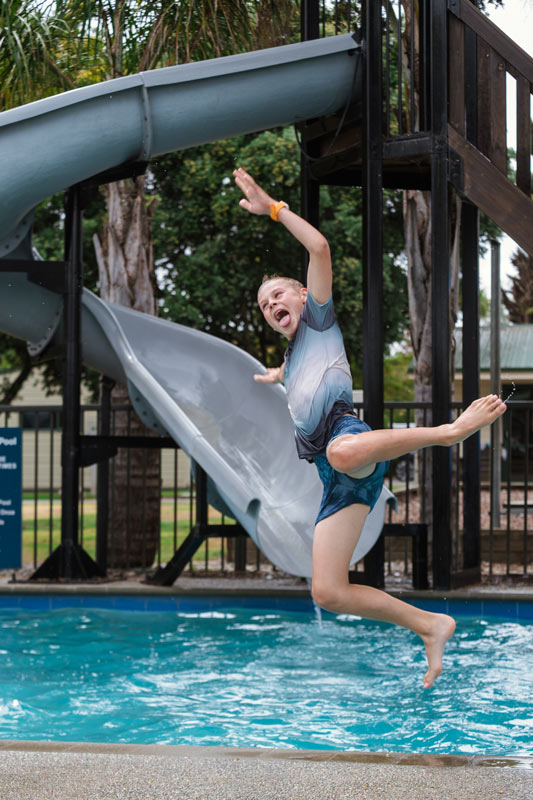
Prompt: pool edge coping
<box><xmin>0</xmin><ymin>739</ymin><xmax>531</xmax><ymax>770</ymax></box>
<box><xmin>0</xmin><ymin>582</ymin><xmax>532</xmax><ymax>602</ymax></box>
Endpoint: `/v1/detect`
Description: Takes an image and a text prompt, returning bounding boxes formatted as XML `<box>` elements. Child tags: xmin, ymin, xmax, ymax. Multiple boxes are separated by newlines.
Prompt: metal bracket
<box><xmin>79</xmin><ymin>160</ymin><xmax>149</xmax><ymax>191</ymax></box>
<box><xmin>79</xmin><ymin>434</ymin><xmax>178</xmax><ymax>467</ymax></box>
<box><xmin>146</xmin><ymin>522</ymin><xmax>248</xmax><ymax>587</ymax></box>
<box><xmin>448</xmin><ymin>146</ymin><xmax>464</xmax><ymax>193</ymax></box>
<box><xmin>27</xmin><ymin>302</ymin><xmax>63</xmax><ymax>360</ymax></box>
<box><xmin>0</xmin><ymin>258</ymin><xmax>66</xmax><ymax>294</ymax></box>
<box><xmin>128</xmin><ymin>380</ymin><xmax>168</xmax><ymax>435</ymax></box>
<box><xmin>138</xmin><ymin>85</ymin><xmax>153</xmax><ymax>162</ymax></box>
<box><xmin>0</xmin><ymin>211</ymin><xmax>34</xmax><ymax>258</ymax></box>
<box><xmin>447</xmin><ymin>0</ymin><xmax>461</xmax><ymax>18</ymax></box>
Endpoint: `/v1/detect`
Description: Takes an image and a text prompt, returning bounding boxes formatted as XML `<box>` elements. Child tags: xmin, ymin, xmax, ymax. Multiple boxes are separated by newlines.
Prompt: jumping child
<box><xmin>233</xmin><ymin>167</ymin><xmax>506</xmax><ymax>689</ymax></box>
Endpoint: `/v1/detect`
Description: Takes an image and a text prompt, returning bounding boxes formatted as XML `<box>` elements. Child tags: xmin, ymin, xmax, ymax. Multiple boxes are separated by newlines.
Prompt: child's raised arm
<box><xmin>233</xmin><ymin>168</ymin><xmax>332</xmax><ymax>303</ymax></box>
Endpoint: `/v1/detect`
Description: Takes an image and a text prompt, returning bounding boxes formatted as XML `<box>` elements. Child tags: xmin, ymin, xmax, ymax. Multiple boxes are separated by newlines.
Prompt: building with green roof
<box><xmin>453</xmin><ymin>325</ymin><xmax>533</xmax><ymax>401</ymax></box>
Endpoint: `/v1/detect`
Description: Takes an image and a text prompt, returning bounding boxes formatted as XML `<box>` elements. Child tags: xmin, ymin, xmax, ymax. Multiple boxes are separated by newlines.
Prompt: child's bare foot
<box><xmin>446</xmin><ymin>395</ymin><xmax>507</xmax><ymax>446</ymax></box>
<box><xmin>421</xmin><ymin>613</ymin><xmax>456</xmax><ymax>689</ymax></box>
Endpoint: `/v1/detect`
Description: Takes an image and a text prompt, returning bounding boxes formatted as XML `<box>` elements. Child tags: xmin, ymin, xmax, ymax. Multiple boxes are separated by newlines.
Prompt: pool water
<box><xmin>0</xmin><ymin>605</ymin><xmax>532</xmax><ymax>754</ymax></box>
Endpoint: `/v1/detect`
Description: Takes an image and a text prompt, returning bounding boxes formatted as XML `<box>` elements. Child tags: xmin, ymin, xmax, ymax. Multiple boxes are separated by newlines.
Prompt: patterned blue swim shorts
<box><xmin>313</xmin><ymin>415</ymin><xmax>389</xmax><ymax>524</ymax></box>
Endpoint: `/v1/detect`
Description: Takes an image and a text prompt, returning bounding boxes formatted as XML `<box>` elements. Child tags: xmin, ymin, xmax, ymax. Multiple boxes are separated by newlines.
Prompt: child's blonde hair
<box><xmin>257</xmin><ymin>274</ymin><xmax>304</xmax><ymax>300</ymax></box>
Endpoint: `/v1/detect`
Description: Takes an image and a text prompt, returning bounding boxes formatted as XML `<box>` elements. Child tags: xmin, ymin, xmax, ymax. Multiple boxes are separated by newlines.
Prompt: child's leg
<box><xmin>327</xmin><ymin>394</ymin><xmax>506</xmax><ymax>477</ymax></box>
<box><xmin>311</xmin><ymin>503</ymin><xmax>456</xmax><ymax>689</ymax></box>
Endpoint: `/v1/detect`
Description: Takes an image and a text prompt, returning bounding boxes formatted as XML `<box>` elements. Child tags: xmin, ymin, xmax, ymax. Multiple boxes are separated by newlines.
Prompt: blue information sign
<box><xmin>0</xmin><ymin>428</ymin><xmax>22</xmax><ymax>569</ymax></box>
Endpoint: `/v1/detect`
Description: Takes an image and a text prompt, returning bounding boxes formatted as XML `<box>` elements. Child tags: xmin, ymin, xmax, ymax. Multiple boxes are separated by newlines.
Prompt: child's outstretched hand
<box><xmin>253</xmin><ymin>366</ymin><xmax>284</xmax><ymax>384</ymax></box>
<box><xmin>233</xmin><ymin>168</ymin><xmax>274</xmax><ymax>216</ymax></box>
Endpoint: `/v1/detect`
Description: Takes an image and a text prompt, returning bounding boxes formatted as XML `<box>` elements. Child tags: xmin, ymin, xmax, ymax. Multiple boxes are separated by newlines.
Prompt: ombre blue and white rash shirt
<box><xmin>283</xmin><ymin>291</ymin><xmax>354</xmax><ymax>459</ymax></box>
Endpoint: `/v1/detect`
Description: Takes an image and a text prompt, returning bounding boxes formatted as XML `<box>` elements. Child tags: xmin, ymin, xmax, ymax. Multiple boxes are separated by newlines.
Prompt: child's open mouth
<box><xmin>275</xmin><ymin>309</ymin><xmax>291</xmax><ymax>328</ymax></box>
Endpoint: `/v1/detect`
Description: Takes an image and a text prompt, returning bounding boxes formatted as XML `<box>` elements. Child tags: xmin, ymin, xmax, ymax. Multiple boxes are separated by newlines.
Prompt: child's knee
<box><xmin>327</xmin><ymin>435</ymin><xmax>368</xmax><ymax>474</ymax></box>
<box><xmin>326</xmin><ymin>437</ymin><xmax>351</xmax><ymax>472</ymax></box>
<box><xmin>311</xmin><ymin>579</ymin><xmax>346</xmax><ymax>612</ymax></box>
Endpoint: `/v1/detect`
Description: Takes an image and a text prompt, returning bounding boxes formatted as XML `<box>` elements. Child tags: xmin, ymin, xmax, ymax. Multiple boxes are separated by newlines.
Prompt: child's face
<box><xmin>257</xmin><ymin>278</ymin><xmax>307</xmax><ymax>340</ymax></box>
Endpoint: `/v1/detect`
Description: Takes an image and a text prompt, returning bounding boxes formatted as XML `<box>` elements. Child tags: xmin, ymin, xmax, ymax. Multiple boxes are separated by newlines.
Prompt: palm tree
<box><xmin>0</xmin><ymin>0</ymin><xmax>77</xmax><ymax>110</ymax></box>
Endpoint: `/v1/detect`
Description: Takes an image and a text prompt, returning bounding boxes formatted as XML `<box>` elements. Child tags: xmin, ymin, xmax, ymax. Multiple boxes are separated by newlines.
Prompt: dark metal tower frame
<box><xmin>4</xmin><ymin>0</ymin><xmax>485</xmax><ymax>586</ymax></box>
<box><xmin>299</xmin><ymin>0</ymin><xmax>483</xmax><ymax>590</ymax></box>
<box><xmin>16</xmin><ymin>161</ymin><xmax>248</xmax><ymax>584</ymax></box>
<box><xmin>2</xmin><ymin>184</ymin><xmax>105</xmax><ymax>581</ymax></box>
<box><xmin>360</xmin><ymin>0</ymin><xmax>386</xmax><ymax>588</ymax></box>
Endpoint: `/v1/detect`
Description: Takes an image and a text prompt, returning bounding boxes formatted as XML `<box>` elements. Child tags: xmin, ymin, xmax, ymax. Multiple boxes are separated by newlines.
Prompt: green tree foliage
<box><xmin>51</xmin><ymin>0</ymin><xmax>299</xmax><ymax>82</ymax></box>
<box><xmin>502</xmin><ymin>249</ymin><xmax>533</xmax><ymax>323</ymax></box>
<box><xmin>152</xmin><ymin>128</ymin><xmax>408</xmax><ymax>376</ymax></box>
<box><xmin>0</xmin><ymin>0</ymin><xmax>76</xmax><ymax>109</ymax></box>
<box><xmin>152</xmin><ymin>132</ymin><xmax>299</xmax><ymax>367</ymax></box>
<box><xmin>383</xmin><ymin>350</ymin><xmax>414</xmax><ymax>403</ymax></box>
<box><xmin>0</xmin><ymin>337</ymin><xmax>31</xmax><ymax>404</ymax></box>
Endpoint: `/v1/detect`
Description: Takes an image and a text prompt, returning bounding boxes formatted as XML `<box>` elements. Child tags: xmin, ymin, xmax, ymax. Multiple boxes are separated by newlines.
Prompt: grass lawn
<box><xmin>22</xmin><ymin>498</ymin><xmax>235</xmax><ymax>568</ymax></box>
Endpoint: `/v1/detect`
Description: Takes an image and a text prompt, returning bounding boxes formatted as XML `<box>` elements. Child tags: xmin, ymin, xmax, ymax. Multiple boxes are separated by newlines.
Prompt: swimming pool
<box><xmin>0</xmin><ymin>594</ymin><xmax>532</xmax><ymax>755</ymax></box>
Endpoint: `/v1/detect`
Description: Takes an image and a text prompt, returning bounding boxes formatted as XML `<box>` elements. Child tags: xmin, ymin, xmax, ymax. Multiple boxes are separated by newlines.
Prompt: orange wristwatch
<box><xmin>269</xmin><ymin>201</ymin><xmax>289</xmax><ymax>222</ymax></box>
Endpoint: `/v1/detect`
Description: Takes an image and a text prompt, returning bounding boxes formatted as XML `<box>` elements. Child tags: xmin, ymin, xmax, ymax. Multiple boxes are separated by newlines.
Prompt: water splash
<box><xmin>306</xmin><ymin>577</ymin><xmax>323</xmax><ymax>628</ymax></box>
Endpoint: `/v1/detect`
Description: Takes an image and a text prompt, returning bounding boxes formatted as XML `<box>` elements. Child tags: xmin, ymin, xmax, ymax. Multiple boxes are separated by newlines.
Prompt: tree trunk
<box><xmin>404</xmin><ymin>189</ymin><xmax>461</xmax><ymax>532</ymax></box>
<box><xmin>106</xmin><ymin>382</ymin><xmax>161</xmax><ymax>569</ymax></box>
<box><xmin>94</xmin><ymin>175</ymin><xmax>161</xmax><ymax>569</ymax></box>
<box><xmin>404</xmin><ymin>189</ymin><xmax>433</xmax><ymax>525</ymax></box>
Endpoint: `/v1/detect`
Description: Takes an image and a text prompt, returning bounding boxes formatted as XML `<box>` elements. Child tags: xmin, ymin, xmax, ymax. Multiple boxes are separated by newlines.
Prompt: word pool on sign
<box><xmin>0</xmin><ymin>428</ymin><xmax>22</xmax><ymax>569</ymax></box>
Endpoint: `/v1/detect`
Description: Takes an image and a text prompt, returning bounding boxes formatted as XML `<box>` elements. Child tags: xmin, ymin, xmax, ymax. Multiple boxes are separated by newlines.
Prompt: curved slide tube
<box><xmin>0</xmin><ymin>34</ymin><xmax>395</xmax><ymax>578</ymax></box>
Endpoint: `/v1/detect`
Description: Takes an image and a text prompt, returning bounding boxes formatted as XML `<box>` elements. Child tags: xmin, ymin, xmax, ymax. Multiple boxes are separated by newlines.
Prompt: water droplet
<box><xmin>502</xmin><ymin>381</ymin><xmax>516</xmax><ymax>403</ymax></box>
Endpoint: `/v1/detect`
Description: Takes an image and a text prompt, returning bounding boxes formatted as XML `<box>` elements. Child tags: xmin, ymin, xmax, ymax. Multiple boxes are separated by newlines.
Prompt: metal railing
<box><xmin>378</xmin><ymin>400</ymin><xmax>533</xmax><ymax>584</ymax></box>
<box><xmin>382</xmin><ymin>0</ymin><xmax>431</xmax><ymax>138</ymax></box>
<box><xmin>312</xmin><ymin>0</ymin><xmax>360</xmax><ymax>36</ymax></box>
<box><xmin>2</xmin><ymin>399</ymin><xmax>531</xmax><ymax>585</ymax></box>
<box><xmin>0</xmin><ymin>403</ymin><xmax>260</xmax><ymax>578</ymax></box>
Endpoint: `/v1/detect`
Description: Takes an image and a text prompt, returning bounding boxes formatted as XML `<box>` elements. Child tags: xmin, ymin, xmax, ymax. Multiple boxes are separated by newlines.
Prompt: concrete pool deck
<box><xmin>0</xmin><ymin>741</ymin><xmax>532</xmax><ymax>800</ymax></box>
<box><xmin>1</xmin><ymin>575</ymin><xmax>532</xmax><ymax>799</ymax></box>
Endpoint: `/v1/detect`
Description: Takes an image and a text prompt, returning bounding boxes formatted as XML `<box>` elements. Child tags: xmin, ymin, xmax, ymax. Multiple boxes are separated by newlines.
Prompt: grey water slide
<box><xmin>0</xmin><ymin>34</ymin><xmax>394</xmax><ymax>577</ymax></box>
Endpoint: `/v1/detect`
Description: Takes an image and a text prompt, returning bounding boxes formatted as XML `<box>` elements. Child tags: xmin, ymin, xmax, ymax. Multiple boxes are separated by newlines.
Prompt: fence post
<box><xmin>30</xmin><ymin>186</ymin><xmax>103</xmax><ymax>581</ymax></box>
<box><xmin>461</xmin><ymin>202</ymin><xmax>481</xmax><ymax>574</ymax></box>
<box><xmin>490</xmin><ymin>240</ymin><xmax>502</xmax><ymax>529</ymax></box>
<box><xmin>430</xmin><ymin>0</ymin><xmax>452</xmax><ymax>590</ymax></box>
<box><xmin>361</xmin><ymin>0</ymin><xmax>385</xmax><ymax>589</ymax></box>
<box><xmin>96</xmin><ymin>377</ymin><xmax>114</xmax><ymax>573</ymax></box>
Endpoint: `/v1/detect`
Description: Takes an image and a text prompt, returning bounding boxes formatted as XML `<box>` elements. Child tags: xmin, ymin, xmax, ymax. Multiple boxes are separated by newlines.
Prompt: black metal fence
<box><xmin>378</xmin><ymin>400</ymin><xmax>533</xmax><ymax>584</ymax></box>
<box><xmin>0</xmin><ymin>403</ymin><xmax>255</xmax><ymax>578</ymax></box>
<box><xmin>2</xmin><ymin>399</ymin><xmax>531</xmax><ymax>586</ymax></box>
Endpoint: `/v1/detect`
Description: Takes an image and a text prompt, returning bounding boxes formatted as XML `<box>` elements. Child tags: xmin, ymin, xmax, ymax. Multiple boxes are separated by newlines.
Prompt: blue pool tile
<box><xmin>0</xmin><ymin>595</ymin><xmax>22</xmax><ymax>609</ymax></box>
<box><xmin>49</xmin><ymin>595</ymin><xmax>85</xmax><ymax>610</ymax></box>
<box><xmin>16</xmin><ymin>595</ymin><xmax>53</xmax><ymax>611</ymax></box>
<box><xmin>447</xmin><ymin>599</ymin><xmax>483</xmax><ymax>618</ymax></box>
<box><xmin>140</xmin><ymin>596</ymin><xmax>176</xmax><ymax>612</ymax></box>
<box><xmin>236</xmin><ymin>595</ymin><xmax>287</xmax><ymax>611</ymax></box>
<box><xmin>208</xmin><ymin>595</ymin><xmax>245</xmax><ymax>611</ymax></box>
<box><xmin>481</xmin><ymin>600</ymin><xmax>519</xmax><ymax>619</ymax></box>
<box><xmin>404</xmin><ymin>598</ymin><xmax>446</xmax><ymax>613</ymax></box>
<box><xmin>115</xmin><ymin>596</ymin><xmax>149</xmax><ymax>611</ymax></box>
<box><xmin>517</xmin><ymin>602</ymin><xmax>533</xmax><ymax>621</ymax></box>
<box><xmin>0</xmin><ymin>593</ymin><xmax>532</xmax><ymax>622</ymax></box>
<box><xmin>277</xmin><ymin>597</ymin><xmax>315</xmax><ymax>613</ymax></box>
<box><xmin>173</xmin><ymin>596</ymin><xmax>217</xmax><ymax>613</ymax></box>
<box><xmin>81</xmin><ymin>595</ymin><xmax>120</xmax><ymax>611</ymax></box>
